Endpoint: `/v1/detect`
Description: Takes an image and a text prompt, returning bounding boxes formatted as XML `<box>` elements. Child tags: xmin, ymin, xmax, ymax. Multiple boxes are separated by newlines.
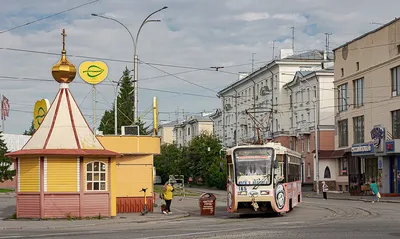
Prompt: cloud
<box><xmin>1</xmin><ymin>0</ymin><xmax>400</xmax><ymax>134</ymax></box>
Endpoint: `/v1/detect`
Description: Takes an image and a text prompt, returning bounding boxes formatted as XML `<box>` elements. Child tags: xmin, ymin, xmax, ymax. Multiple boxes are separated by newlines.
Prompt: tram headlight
<box><xmin>238</xmin><ymin>191</ymin><xmax>247</xmax><ymax>196</ymax></box>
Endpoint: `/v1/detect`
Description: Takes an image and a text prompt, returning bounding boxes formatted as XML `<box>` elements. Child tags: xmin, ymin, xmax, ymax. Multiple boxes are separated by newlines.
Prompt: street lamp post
<box><xmin>92</xmin><ymin>6</ymin><xmax>168</xmax><ymax>123</ymax></box>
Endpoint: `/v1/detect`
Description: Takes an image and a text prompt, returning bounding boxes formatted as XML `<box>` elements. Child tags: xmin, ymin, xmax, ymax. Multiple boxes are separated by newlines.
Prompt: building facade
<box><xmin>209</xmin><ymin>109</ymin><xmax>223</xmax><ymax>140</ymax></box>
<box><xmin>217</xmin><ymin>49</ymin><xmax>334</xmax><ymax>186</ymax></box>
<box><xmin>158</xmin><ymin>121</ymin><xmax>178</xmax><ymax>145</ymax></box>
<box><xmin>283</xmin><ymin>69</ymin><xmax>338</xmax><ymax>186</ymax></box>
<box><xmin>173</xmin><ymin>115</ymin><xmax>213</xmax><ymax>147</ymax></box>
<box><xmin>333</xmin><ymin>18</ymin><xmax>400</xmax><ymax>195</ymax></box>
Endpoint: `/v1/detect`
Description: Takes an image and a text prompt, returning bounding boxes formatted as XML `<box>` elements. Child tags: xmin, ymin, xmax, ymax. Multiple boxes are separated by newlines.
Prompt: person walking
<box><xmin>163</xmin><ymin>182</ymin><xmax>174</xmax><ymax>214</ymax></box>
<box><xmin>322</xmin><ymin>181</ymin><xmax>328</xmax><ymax>200</ymax></box>
<box><xmin>370</xmin><ymin>180</ymin><xmax>380</xmax><ymax>203</ymax></box>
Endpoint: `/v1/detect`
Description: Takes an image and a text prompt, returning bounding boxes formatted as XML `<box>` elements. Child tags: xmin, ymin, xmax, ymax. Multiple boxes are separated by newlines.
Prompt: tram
<box><xmin>223</xmin><ymin>142</ymin><xmax>302</xmax><ymax>214</ymax></box>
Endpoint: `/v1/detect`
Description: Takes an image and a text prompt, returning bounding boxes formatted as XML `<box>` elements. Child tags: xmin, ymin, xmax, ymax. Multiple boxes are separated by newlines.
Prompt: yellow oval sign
<box><xmin>33</xmin><ymin>99</ymin><xmax>50</xmax><ymax>130</ymax></box>
<box><xmin>78</xmin><ymin>61</ymin><xmax>108</xmax><ymax>85</ymax></box>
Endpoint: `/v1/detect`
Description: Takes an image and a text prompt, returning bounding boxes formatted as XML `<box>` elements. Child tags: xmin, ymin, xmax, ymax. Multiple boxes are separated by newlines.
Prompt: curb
<box><xmin>0</xmin><ymin>213</ymin><xmax>191</xmax><ymax>231</ymax></box>
<box><xmin>303</xmin><ymin>195</ymin><xmax>400</xmax><ymax>203</ymax></box>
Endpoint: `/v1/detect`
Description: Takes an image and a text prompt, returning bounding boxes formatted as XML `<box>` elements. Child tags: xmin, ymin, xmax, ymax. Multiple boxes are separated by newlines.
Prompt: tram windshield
<box><xmin>233</xmin><ymin>147</ymin><xmax>274</xmax><ymax>186</ymax></box>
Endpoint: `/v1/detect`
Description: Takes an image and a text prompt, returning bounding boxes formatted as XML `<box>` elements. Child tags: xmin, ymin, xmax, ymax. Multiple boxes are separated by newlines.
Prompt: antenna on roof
<box><xmin>291</xmin><ymin>26</ymin><xmax>295</xmax><ymax>52</ymax></box>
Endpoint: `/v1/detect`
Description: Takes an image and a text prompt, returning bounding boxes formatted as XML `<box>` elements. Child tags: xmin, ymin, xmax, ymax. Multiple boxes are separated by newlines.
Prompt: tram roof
<box><xmin>224</xmin><ymin>142</ymin><xmax>302</xmax><ymax>158</ymax></box>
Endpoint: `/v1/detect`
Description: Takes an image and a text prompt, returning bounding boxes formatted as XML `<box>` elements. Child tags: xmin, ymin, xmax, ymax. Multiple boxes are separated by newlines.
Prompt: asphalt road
<box><xmin>1</xmin><ymin>198</ymin><xmax>400</xmax><ymax>239</ymax></box>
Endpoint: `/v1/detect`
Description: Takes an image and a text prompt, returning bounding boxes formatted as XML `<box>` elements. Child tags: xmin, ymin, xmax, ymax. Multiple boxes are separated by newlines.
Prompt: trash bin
<box><xmin>199</xmin><ymin>193</ymin><xmax>216</xmax><ymax>216</ymax></box>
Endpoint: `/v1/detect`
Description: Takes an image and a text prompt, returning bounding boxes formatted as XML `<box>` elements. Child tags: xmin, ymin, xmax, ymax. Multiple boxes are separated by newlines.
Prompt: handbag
<box><xmin>160</xmin><ymin>193</ymin><xmax>164</xmax><ymax>199</ymax></box>
<box><xmin>377</xmin><ymin>192</ymin><xmax>381</xmax><ymax>198</ymax></box>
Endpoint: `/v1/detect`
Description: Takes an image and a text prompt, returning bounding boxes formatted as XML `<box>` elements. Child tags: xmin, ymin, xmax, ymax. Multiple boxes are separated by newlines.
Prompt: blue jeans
<box><xmin>372</xmin><ymin>193</ymin><xmax>378</xmax><ymax>201</ymax></box>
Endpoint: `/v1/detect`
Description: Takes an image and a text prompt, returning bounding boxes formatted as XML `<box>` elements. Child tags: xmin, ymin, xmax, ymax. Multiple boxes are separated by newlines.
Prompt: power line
<box><xmin>139</xmin><ymin>60</ymin><xmax>218</xmax><ymax>93</ymax></box>
<box><xmin>0</xmin><ymin>75</ymin><xmax>218</xmax><ymax>99</ymax></box>
<box><xmin>0</xmin><ymin>0</ymin><xmax>100</xmax><ymax>34</ymax></box>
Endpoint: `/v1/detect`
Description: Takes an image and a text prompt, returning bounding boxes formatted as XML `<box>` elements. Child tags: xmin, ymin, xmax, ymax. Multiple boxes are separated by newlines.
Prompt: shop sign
<box><xmin>351</xmin><ymin>143</ymin><xmax>375</xmax><ymax>154</ymax></box>
<box><xmin>386</xmin><ymin>141</ymin><xmax>395</xmax><ymax>152</ymax></box>
<box><xmin>371</xmin><ymin>126</ymin><xmax>385</xmax><ymax>148</ymax></box>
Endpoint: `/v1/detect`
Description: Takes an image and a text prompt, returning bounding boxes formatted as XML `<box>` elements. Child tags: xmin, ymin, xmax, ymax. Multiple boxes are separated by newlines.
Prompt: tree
<box><xmin>98</xmin><ymin>67</ymin><xmax>149</xmax><ymax>135</ymax></box>
<box><xmin>0</xmin><ymin>132</ymin><xmax>15</xmax><ymax>183</ymax></box>
<box><xmin>23</xmin><ymin>120</ymin><xmax>35</xmax><ymax>135</ymax></box>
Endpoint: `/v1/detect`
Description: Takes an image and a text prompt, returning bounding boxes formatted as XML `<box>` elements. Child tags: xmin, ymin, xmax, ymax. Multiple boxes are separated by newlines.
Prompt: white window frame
<box><xmin>86</xmin><ymin>161</ymin><xmax>107</xmax><ymax>191</ymax></box>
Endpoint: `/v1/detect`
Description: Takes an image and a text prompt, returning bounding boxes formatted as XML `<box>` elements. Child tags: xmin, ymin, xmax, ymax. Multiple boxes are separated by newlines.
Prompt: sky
<box><xmin>0</xmin><ymin>0</ymin><xmax>398</xmax><ymax>134</ymax></box>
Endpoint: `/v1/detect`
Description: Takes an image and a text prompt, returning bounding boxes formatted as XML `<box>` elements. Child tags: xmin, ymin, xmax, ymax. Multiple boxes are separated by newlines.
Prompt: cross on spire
<box><xmin>61</xmin><ymin>29</ymin><xmax>67</xmax><ymax>52</ymax></box>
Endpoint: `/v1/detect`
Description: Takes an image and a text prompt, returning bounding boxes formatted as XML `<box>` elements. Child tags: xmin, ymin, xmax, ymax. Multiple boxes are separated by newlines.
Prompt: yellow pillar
<box><xmin>110</xmin><ymin>157</ymin><xmax>117</xmax><ymax>217</ymax></box>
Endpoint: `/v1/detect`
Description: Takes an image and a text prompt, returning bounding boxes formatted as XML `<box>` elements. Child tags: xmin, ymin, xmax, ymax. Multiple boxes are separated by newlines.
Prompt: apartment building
<box><xmin>158</xmin><ymin>121</ymin><xmax>178</xmax><ymax>144</ymax></box>
<box><xmin>333</xmin><ymin>18</ymin><xmax>400</xmax><ymax>196</ymax></box>
<box><xmin>173</xmin><ymin>115</ymin><xmax>213</xmax><ymax>147</ymax></box>
<box><xmin>216</xmin><ymin>49</ymin><xmax>334</xmax><ymax>186</ymax></box>
<box><xmin>209</xmin><ymin>109</ymin><xmax>223</xmax><ymax>139</ymax></box>
<box><xmin>283</xmin><ymin>68</ymin><xmax>338</xmax><ymax>186</ymax></box>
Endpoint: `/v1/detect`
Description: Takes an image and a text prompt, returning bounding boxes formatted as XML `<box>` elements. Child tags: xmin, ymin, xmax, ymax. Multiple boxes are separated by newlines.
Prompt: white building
<box><xmin>283</xmin><ymin>68</ymin><xmax>337</xmax><ymax>186</ymax></box>
<box><xmin>209</xmin><ymin>109</ymin><xmax>223</xmax><ymax>139</ymax></box>
<box><xmin>173</xmin><ymin>115</ymin><xmax>213</xmax><ymax>147</ymax></box>
<box><xmin>158</xmin><ymin>121</ymin><xmax>178</xmax><ymax>145</ymax></box>
<box><xmin>217</xmin><ymin>49</ymin><xmax>333</xmax><ymax>148</ymax></box>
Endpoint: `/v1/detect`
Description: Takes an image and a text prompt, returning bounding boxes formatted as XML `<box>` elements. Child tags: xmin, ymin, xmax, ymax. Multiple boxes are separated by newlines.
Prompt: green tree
<box><xmin>0</xmin><ymin>132</ymin><xmax>15</xmax><ymax>183</ymax></box>
<box><xmin>154</xmin><ymin>143</ymin><xmax>184</xmax><ymax>183</ymax></box>
<box><xmin>23</xmin><ymin>120</ymin><xmax>35</xmax><ymax>135</ymax></box>
<box><xmin>98</xmin><ymin>67</ymin><xmax>149</xmax><ymax>135</ymax></box>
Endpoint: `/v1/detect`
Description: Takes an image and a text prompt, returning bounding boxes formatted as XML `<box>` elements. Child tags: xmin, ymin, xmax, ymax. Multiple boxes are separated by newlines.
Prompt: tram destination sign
<box><xmin>235</xmin><ymin>148</ymin><xmax>273</xmax><ymax>157</ymax></box>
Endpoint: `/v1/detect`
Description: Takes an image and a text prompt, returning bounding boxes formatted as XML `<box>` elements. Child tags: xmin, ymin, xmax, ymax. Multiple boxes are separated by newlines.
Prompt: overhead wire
<box><xmin>0</xmin><ymin>0</ymin><xmax>100</xmax><ymax>34</ymax></box>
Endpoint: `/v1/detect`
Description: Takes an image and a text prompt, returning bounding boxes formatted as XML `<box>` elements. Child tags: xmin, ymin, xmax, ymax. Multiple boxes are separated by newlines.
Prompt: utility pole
<box><xmin>272</xmin><ymin>40</ymin><xmax>276</xmax><ymax>60</ymax></box>
<box><xmin>291</xmin><ymin>26</ymin><xmax>295</xmax><ymax>52</ymax></box>
<box><xmin>251</xmin><ymin>53</ymin><xmax>256</xmax><ymax>72</ymax></box>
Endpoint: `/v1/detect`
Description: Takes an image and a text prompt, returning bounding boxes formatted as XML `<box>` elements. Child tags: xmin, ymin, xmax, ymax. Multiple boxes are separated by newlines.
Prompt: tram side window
<box><xmin>288</xmin><ymin>163</ymin><xmax>301</xmax><ymax>182</ymax></box>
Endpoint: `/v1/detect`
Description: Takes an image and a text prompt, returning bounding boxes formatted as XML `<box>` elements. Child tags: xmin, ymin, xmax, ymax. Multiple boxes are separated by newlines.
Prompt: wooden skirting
<box><xmin>117</xmin><ymin>197</ymin><xmax>154</xmax><ymax>213</ymax></box>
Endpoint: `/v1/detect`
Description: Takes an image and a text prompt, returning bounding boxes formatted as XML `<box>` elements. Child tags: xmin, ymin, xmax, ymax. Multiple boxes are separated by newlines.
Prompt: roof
<box><xmin>159</xmin><ymin>120</ymin><xmax>178</xmax><ymax>128</ymax></box>
<box><xmin>283</xmin><ymin>67</ymin><xmax>334</xmax><ymax>89</ymax></box>
<box><xmin>218</xmin><ymin>50</ymin><xmax>332</xmax><ymax>95</ymax></box>
<box><xmin>1</xmin><ymin>134</ymin><xmax>31</xmax><ymax>152</ymax></box>
<box><xmin>333</xmin><ymin>17</ymin><xmax>400</xmax><ymax>51</ymax></box>
<box><xmin>6</xmin><ymin>84</ymin><xmax>120</xmax><ymax>158</ymax></box>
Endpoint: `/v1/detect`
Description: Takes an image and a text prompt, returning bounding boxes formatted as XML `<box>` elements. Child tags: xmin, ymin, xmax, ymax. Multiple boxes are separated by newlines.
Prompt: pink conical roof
<box><xmin>7</xmin><ymin>83</ymin><xmax>119</xmax><ymax>157</ymax></box>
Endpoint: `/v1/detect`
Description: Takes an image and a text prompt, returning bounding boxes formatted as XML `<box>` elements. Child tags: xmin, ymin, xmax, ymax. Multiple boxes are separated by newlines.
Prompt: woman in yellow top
<box><xmin>163</xmin><ymin>182</ymin><xmax>174</xmax><ymax>214</ymax></box>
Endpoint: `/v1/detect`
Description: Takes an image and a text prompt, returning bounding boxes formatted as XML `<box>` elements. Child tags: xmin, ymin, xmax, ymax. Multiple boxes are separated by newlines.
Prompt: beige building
<box><xmin>173</xmin><ymin>115</ymin><xmax>213</xmax><ymax>147</ymax></box>
<box><xmin>158</xmin><ymin>121</ymin><xmax>177</xmax><ymax>145</ymax></box>
<box><xmin>333</xmin><ymin>18</ymin><xmax>400</xmax><ymax>195</ymax></box>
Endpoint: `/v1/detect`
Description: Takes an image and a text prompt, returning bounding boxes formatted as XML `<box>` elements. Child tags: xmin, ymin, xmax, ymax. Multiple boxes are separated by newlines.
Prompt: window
<box><xmin>307</xmin><ymin>112</ymin><xmax>310</xmax><ymax>122</ymax></box>
<box><xmin>313</xmin><ymin>86</ymin><xmax>317</xmax><ymax>98</ymax></box>
<box><xmin>307</xmin><ymin>163</ymin><xmax>311</xmax><ymax>178</ymax></box>
<box><xmin>324</xmin><ymin>166</ymin><xmax>331</xmax><ymax>178</ymax></box>
<box><xmin>338</xmin><ymin>119</ymin><xmax>348</xmax><ymax>147</ymax></box>
<box><xmin>353</xmin><ymin>116</ymin><xmax>364</xmax><ymax>143</ymax></box>
<box><xmin>301</xmin><ymin>139</ymin><xmax>304</xmax><ymax>152</ymax></box>
<box><xmin>341</xmin><ymin>68</ymin><xmax>344</xmax><ymax>77</ymax></box>
<box><xmin>275</xmin><ymin>75</ymin><xmax>278</xmax><ymax>88</ymax></box>
<box><xmin>275</xmin><ymin>119</ymin><xmax>278</xmax><ymax>131</ymax></box>
<box><xmin>301</xmin><ymin>114</ymin><xmax>304</xmax><ymax>122</ymax></box>
<box><xmin>353</xmin><ymin>78</ymin><xmax>364</xmax><ymax>107</ymax></box>
<box><xmin>339</xmin><ymin>158</ymin><xmax>348</xmax><ymax>176</ymax></box>
<box><xmin>307</xmin><ymin>88</ymin><xmax>310</xmax><ymax>102</ymax></box>
<box><xmin>307</xmin><ymin>137</ymin><xmax>310</xmax><ymax>152</ymax></box>
<box><xmin>391</xmin><ymin>66</ymin><xmax>400</xmax><ymax>97</ymax></box>
<box><xmin>188</xmin><ymin>127</ymin><xmax>191</xmax><ymax>136</ymax></box>
<box><xmin>398</xmin><ymin>45</ymin><xmax>400</xmax><ymax>54</ymax></box>
<box><xmin>301</xmin><ymin>90</ymin><xmax>304</xmax><ymax>104</ymax></box>
<box><xmin>338</xmin><ymin>83</ymin><xmax>348</xmax><ymax>112</ymax></box>
<box><xmin>392</xmin><ymin>109</ymin><xmax>400</xmax><ymax>139</ymax></box>
<box><xmin>290</xmin><ymin>117</ymin><xmax>293</xmax><ymax>128</ymax></box>
<box><xmin>356</xmin><ymin>62</ymin><xmax>360</xmax><ymax>71</ymax></box>
<box><xmin>289</xmin><ymin>94</ymin><xmax>292</xmax><ymax>108</ymax></box>
<box><xmin>86</xmin><ymin>162</ymin><xmax>106</xmax><ymax>191</ymax></box>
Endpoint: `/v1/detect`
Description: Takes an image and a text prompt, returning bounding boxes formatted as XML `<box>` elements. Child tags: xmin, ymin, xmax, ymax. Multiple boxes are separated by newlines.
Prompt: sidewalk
<box><xmin>303</xmin><ymin>191</ymin><xmax>400</xmax><ymax>203</ymax></box>
<box><xmin>0</xmin><ymin>195</ymin><xmax>192</xmax><ymax>230</ymax></box>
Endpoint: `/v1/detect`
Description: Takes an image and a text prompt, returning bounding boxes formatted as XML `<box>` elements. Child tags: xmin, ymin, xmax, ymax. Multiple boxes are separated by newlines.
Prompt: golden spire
<box><xmin>52</xmin><ymin>29</ymin><xmax>76</xmax><ymax>84</ymax></box>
